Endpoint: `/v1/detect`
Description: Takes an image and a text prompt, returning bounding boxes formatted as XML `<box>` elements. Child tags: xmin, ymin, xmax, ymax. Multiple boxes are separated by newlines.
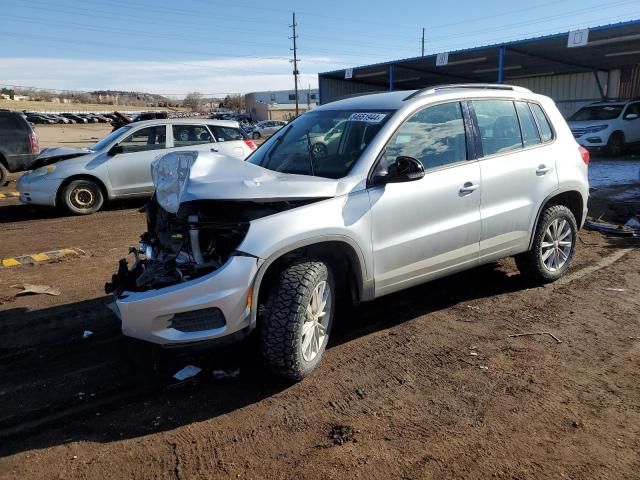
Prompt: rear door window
<box><xmin>211</xmin><ymin>125</ymin><xmax>244</xmax><ymax>142</ymax></box>
<box><xmin>472</xmin><ymin>100</ymin><xmax>523</xmax><ymax>156</ymax></box>
<box><xmin>515</xmin><ymin>101</ymin><xmax>541</xmax><ymax>147</ymax></box>
<box><xmin>172</xmin><ymin>125</ymin><xmax>213</xmax><ymax>146</ymax></box>
<box><xmin>530</xmin><ymin>104</ymin><xmax>553</xmax><ymax>142</ymax></box>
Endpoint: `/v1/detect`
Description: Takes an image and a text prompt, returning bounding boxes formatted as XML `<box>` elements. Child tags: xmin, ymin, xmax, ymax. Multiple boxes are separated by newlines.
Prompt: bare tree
<box><xmin>184</xmin><ymin>91</ymin><xmax>203</xmax><ymax>112</ymax></box>
<box><xmin>222</xmin><ymin>94</ymin><xmax>244</xmax><ymax>113</ymax></box>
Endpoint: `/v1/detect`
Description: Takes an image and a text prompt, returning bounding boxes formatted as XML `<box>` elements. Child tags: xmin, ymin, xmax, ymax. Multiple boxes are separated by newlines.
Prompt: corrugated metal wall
<box><xmin>319</xmin><ymin>77</ymin><xmax>383</xmax><ymax>105</ymax></box>
<box><xmin>509</xmin><ymin>71</ymin><xmax>616</xmax><ymax>117</ymax></box>
<box><xmin>619</xmin><ymin>65</ymin><xmax>640</xmax><ymax>99</ymax></box>
<box><xmin>320</xmin><ymin>70</ymin><xmax>626</xmax><ymax>117</ymax></box>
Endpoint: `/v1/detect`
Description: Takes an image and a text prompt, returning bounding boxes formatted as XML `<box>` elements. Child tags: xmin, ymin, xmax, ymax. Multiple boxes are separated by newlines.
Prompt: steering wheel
<box><xmin>312</xmin><ymin>142</ymin><xmax>328</xmax><ymax>159</ymax></box>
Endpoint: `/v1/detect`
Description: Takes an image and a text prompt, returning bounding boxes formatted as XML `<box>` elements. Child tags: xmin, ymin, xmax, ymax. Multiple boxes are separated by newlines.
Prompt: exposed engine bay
<box><xmin>105</xmin><ymin>196</ymin><xmax>317</xmax><ymax>297</ymax></box>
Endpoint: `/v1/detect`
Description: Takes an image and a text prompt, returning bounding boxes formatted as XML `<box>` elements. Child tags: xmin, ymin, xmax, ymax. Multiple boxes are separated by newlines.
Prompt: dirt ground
<box><xmin>0</xmin><ymin>126</ymin><xmax>639</xmax><ymax>479</ymax></box>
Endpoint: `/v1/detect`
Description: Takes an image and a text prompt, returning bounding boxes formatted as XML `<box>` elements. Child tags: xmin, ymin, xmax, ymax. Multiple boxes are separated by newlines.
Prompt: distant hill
<box><xmin>90</xmin><ymin>90</ymin><xmax>172</xmax><ymax>105</ymax></box>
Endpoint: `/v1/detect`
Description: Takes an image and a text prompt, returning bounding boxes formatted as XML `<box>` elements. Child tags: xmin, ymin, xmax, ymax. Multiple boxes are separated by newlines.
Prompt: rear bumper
<box><xmin>5</xmin><ymin>153</ymin><xmax>38</xmax><ymax>173</ymax></box>
<box><xmin>115</xmin><ymin>255</ymin><xmax>260</xmax><ymax>346</ymax></box>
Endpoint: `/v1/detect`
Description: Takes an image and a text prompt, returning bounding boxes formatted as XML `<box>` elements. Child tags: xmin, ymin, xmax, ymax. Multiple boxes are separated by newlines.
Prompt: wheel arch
<box><xmin>249</xmin><ymin>236</ymin><xmax>370</xmax><ymax>329</ymax></box>
<box><xmin>609</xmin><ymin>129</ymin><xmax>625</xmax><ymax>141</ymax></box>
<box><xmin>56</xmin><ymin>174</ymin><xmax>109</xmax><ymax>207</ymax></box>
<box><xmin>528</xmin><ymin>189</ymin><xmax>585</xmax><ymax>250</ymax></box>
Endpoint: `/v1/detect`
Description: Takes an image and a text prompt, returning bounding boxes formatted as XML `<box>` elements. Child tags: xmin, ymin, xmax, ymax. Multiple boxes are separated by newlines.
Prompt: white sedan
<box><xmin>17</xmin><ymin>119</ymin><xmax>257</xmax><ymax>214</ymax></box>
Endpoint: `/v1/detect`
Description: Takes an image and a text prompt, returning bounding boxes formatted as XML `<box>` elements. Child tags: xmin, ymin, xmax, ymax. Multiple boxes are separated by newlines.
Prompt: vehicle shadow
<box><xmin>0</xmin><ymin>198</ymin><xmax>148</xmax><ymax>224</ymax></box>
<box><xmin>0</xmin><ymin>261</ymin><xmax>533</xmax><ymax>458</ymax></box>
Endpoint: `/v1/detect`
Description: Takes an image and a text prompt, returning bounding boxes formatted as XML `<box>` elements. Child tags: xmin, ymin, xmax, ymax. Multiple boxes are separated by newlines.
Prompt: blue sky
<box><xmin>1</xmin><ymin>0</ymin><xmax>638</xmax><ymax>97</ymax></box>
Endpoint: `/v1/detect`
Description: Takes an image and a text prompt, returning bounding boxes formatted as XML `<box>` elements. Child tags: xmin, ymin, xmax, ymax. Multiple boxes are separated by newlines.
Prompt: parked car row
<box><xmin>24</xmin><ymin>112</ymin><xmax>118</xmax><ymax>125</ymax></box>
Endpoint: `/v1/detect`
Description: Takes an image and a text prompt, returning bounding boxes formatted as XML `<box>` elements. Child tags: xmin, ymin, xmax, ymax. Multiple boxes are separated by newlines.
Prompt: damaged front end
<box><xmin>105</xmin><ymin>197</ymin><xmax>309</xmax><ymax>296</ymax></box>
<box><xmin>106</xmin><ymin>149</ymin><xmax>336</xmax><ymax>298</ymax></box>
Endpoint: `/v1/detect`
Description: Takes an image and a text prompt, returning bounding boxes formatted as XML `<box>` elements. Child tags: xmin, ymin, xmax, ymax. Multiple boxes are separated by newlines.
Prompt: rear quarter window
<box><xmin>530</xmin><ymin>103</ymin><xmax>554</xmax><ymax>142</ymax></box>
<box><xmin>211</xmin><ymin>126</ymin><xmax>245</xmax><ymax>141</ymax></box>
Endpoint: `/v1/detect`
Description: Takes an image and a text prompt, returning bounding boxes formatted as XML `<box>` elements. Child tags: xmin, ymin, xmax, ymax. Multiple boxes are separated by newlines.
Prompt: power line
<box><xmin>422</xmin><ymin>0</ymin><xmax>639</xmax><ymax>45</ymax></box>
<box><xmin>13</xmin><ymin>0</ymin><xmax>637</xmax><ymax>59</ymax></box>
<box><xmin>428</xmin><ymin>13</ymin><xmax>640</xmax><ymax>53</ymax></box>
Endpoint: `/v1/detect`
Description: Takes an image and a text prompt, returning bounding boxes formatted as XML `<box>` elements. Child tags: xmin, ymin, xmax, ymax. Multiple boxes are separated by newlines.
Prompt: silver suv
<box><xmin>107</xmin><ymin>84</ymin><xmax>589</xmax><ymax>380</ymax></box>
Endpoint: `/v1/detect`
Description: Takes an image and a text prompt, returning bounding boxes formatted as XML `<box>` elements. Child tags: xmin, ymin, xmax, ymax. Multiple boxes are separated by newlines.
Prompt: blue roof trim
<box><xmin>318</xmin><ymin>18</ymin><xmax>640</xmax><ymax>77</ymax></box>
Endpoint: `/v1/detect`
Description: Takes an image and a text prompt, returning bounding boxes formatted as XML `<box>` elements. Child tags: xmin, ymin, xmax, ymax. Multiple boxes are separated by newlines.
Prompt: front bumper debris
<box><xmin>115</xmin><ymin>255</ymin><xmax>259</xmax><ymax>345</ymax></box>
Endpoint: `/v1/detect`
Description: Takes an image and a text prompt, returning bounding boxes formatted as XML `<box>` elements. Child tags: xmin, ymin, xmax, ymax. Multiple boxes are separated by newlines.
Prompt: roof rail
<box><xmin>329</xmin><ymin>90</ymin><xmax>387</xmax><ymax>103</ymax></box>
<box><xmin>404</xmin><ymin>83</ymin><xmax>531</xmax><ymax>101</ymax></box>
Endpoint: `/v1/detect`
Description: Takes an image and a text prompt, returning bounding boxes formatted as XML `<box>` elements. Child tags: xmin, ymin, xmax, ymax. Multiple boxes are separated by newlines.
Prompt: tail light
<box><xmin>243</xmin><ymin>139</ymin><xmax>257</xmax><ymax>150</ymax></box>
<box><xmin>28</xmin><ymin>132</ymin><xmax>39</xmax><ymax>154</ymax></box>
<box><xmin>578</xmin><ymin>145</ymin><xmax>589</xmax><ymax>165</ymax></box>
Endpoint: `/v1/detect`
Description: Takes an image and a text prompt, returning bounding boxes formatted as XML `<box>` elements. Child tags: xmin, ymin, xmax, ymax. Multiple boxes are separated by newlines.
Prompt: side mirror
<box><xmin>624</xmin><ymin>113</ymin><xmax>639</xmax><ymax>121</ymax></box>
<box><xmin>108</xmin><ymin>144</ymin><xmax>124</xmax><ymax>156</ymax></box>
<box><xmin>373</xmin><ymin>156</ymin><xmax>425</xmax><ymax>186</ymax></box>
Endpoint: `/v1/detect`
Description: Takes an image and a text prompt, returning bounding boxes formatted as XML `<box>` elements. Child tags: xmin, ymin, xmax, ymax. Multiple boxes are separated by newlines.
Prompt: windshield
<box><xmin>91</xmin><ymin>125</ymin><xmax>132</xmax><ymax>151</ymax></box>
<box><xmin>246</xmin><ymin>109</ymin><xmax>394</xmax><ymax>178</ymax></box>
<box><xmin>569</xmin><ymin>105</ymin><xmax>624</xmax><ymax>121</ymax></box>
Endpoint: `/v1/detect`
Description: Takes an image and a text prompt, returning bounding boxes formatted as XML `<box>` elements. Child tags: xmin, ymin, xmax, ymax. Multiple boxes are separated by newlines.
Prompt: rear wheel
<box><xmin>61</xmin><ymin>179</ymin><xmax>104</xmax><ymax>215</ymax></box>
<box><xmin>260</xmin><ymin>260</ymin><xmax>335</xmax><ymax>380</ymax></box>
<box><xmin>252</xmin><ymin>132</ymin><xmax>261</xmax><ymax>140</ymax></box>
<box><xmin>0</xmin><ymin>162</ymin><xmax>8</xmax><ymax>186</ymax></box>
<box><xmin>515</xmin><ymin>205</ymin><xmax>577</xmax><ymax>283</ymax></box>
<box><xmin>606</xmin><ymin>131</ymin><xmax>625</xmax><ymax>157</ymax></box>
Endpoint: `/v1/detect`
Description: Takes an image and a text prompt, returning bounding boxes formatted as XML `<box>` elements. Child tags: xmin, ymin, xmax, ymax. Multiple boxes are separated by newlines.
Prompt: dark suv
<box><xmin>0</xmin><ymin>110</ymin><xmax>40</xmax><ymax>184</ymax></box>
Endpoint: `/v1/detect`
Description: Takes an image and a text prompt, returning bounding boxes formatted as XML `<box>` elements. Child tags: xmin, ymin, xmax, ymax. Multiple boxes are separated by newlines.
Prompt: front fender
<box><xmin>240</xmin><ymin>191</ymin><xmax>375</xmax><ymax>327</ymax></box>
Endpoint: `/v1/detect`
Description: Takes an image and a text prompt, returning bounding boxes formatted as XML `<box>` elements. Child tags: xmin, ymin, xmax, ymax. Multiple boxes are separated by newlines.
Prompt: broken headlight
<box><xmin>151</xmin><ymin>151</ymin><xmax>198</xmax><ymax>214</ymax></box>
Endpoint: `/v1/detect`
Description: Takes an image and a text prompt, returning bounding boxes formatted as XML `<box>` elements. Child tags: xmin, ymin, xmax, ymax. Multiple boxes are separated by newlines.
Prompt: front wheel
<box><xmin>515</xmin><ymin>205</ymin><xmax>577</xmax><ymax>283</ymax></box>
<box><xmin>260</xmin><ymin>260</ymin><xmax>335</xmax><ymax>380</ymax></box>
<box><xmin>61</xmin><ymin>179</ymin><xmax>104</xmax><ymax>215</ymax></box>
<box><xmin>606</xmin><ymin>132</ymin><xmax>625</xmax><ymax>157</ymax></box>
<box><xmin>252</xmin><ymin>131</ymin><xmax>261</xmax><ymax>140</ymax></box>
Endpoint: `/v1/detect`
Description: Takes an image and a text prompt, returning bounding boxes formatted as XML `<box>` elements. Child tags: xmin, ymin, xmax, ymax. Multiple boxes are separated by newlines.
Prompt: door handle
<box><xmin>459</xmin><ymin>182</ymin><xmax>479</xmax><ymax>195</ymax></box>
<box><xmin>536</xmin><ymin>164</ymin><xmax>552</xmax><ymax>175</ymax></box>
<box><xmin>210</xmin><ymin>147</ymin><xmax>219</xmax><ymax>153</ymax></box>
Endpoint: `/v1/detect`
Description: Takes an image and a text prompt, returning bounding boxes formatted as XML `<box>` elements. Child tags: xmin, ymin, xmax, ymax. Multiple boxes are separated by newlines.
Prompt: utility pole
<box><xmin>290</xmin><ymin>12</ymin><xmax>299</xmax><ymax>116</ymax></box>
<box><xmin>421</xmin><ymin>27</ymin><xmax>425</xmax><ymax>56</ymax></box>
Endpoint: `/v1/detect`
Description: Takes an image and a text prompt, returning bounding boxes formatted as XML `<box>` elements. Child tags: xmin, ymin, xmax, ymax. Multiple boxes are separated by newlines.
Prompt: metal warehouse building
<box><xmin>318</xmin><ymin>20</ymin><xmax>640</xmax><ymax>117</ymax></box>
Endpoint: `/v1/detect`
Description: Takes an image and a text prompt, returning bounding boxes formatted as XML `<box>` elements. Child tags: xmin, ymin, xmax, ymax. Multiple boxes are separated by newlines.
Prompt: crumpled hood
<box><xmin>29</xmin><ymin>147</ymin><xmax>94</xmax><ymax>169</ymax></box>
<box><xmin>178</xmin><ymin>152</ymin><xmax>341</xmax><ymax>203</ymax></box>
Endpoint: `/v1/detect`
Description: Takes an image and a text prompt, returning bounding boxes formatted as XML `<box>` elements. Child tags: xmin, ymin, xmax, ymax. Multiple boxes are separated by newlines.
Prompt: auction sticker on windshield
<box><xmin>348</xmin><ymin>112</ymin><xmax>387</xmax><ymax>123</ymax></box>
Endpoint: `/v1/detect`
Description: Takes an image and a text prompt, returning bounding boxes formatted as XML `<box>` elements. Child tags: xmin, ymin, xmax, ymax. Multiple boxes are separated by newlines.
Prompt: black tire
<box><xmin>252</xmin><ymin>131</ymin><xmax>261</xmax><ymax>140</ymax></box>
<box><xmin>61</xmin><ymin>179</ymin><xmax>104</xmax><ymax>215</ymax></box>
<box><xmin>606</xmin><ymin>131</ymin><xmax>625</xmax><ymax>157</ymax></box>
<box><xmin>515</xmin><ymin>205</ymin><xmax>578</xmax><ymax>283</ymax></box>
<box><xmin>0</xmin><ymin>162</ymin><xmax>8</xmax><ymax>186</ymax></box>
<box><xmin>260</xmin><ymin>260</ymin><xmax>335</xmax><ymax>381</ymax></box>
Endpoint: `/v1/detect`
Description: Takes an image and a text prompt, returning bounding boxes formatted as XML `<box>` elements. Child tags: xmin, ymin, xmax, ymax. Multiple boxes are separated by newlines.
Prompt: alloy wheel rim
<box><xmin>301</xmin><ymin>280</ymin><xmax>331</xmax><ymax>362</ymax></box>
<box><xmin>71</xmin><ymin>187</ymin><xmax>95</xmax><ymax>209</ymax></box>
<box><xmin>541</xmin><ymin>218</ymin><xmax>572</xmax><ymax>272</ymax></box>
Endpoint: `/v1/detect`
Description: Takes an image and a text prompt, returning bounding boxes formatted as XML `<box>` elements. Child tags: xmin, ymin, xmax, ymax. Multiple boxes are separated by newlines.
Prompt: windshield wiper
<box><xmin>266</xmin><ymin>124</ymin><xmax>294</xmax><ymax>161</ymax></box>
<box><xmin>305</xmin><ymin>130</ymin><xmax>316</xmax><ymax>176</ymax></box>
